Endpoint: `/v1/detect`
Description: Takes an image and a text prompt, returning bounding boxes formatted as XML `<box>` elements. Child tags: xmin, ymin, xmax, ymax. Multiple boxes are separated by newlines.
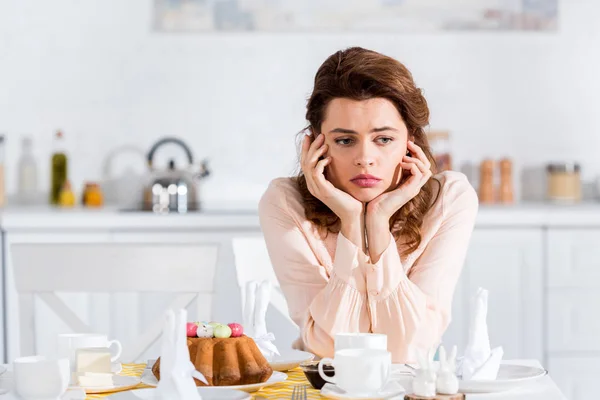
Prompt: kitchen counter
<box><xmin>0</xmin><ymin>205</ymin><xmax>261</xmax><ymax>231</ymax></box>
<box><xmin>3</xmin><ymin>202</ymin><xmax>600</xmax><ymax>230</ymax></box>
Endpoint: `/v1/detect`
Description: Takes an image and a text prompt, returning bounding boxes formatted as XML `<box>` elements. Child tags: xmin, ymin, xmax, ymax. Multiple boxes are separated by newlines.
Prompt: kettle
<box><xmin>143</xmin><ymin>137</ymin><xmax>210</xmax><ymax>213</ymax></box>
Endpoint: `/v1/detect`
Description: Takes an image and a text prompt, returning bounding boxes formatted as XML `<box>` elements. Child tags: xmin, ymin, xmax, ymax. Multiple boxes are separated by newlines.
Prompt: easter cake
<box><xmin>152</xmin><ymin>321</ymin><xmax>273</xmax><ymax>386</ymax></box>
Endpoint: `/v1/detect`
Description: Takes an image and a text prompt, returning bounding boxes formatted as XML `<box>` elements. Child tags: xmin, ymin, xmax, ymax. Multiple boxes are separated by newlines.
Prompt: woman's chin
<box><xmin>349</xmin><ymin>188</ymin><xmax>384</xmax><ymax>203</ymax></box>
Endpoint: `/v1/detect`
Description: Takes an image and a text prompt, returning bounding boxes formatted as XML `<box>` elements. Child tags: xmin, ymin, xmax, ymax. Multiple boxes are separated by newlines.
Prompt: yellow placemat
<box><xmin>86</xmin><ymin>364</ymin><xmax>322</xmax><ymax>399</ymax></box>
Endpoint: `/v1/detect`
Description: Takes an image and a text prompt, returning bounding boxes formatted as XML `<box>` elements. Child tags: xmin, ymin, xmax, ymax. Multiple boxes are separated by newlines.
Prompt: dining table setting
<box><xmin>0</xmin><ymin>284</ymin><xmax>567</xmax><ymax>399</ymax></box>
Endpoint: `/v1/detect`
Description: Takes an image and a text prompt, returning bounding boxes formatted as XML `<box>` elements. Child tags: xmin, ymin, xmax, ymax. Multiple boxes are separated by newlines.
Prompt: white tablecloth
<box><xmin>0</xmin><ymin>359</ymin><xmax>567</xmax><ymax>399</ymax></box>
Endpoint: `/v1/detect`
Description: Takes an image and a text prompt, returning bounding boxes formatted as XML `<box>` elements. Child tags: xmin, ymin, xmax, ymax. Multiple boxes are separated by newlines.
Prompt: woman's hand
<box><xmin>366</xmin><ymin>140</ymin><xmax>432</xmax><ymax>222</ymax></box>
<box><xmin>301</xmin><ymin>133</ymin><xmax>364</xmax><ymax>222</ymax></box>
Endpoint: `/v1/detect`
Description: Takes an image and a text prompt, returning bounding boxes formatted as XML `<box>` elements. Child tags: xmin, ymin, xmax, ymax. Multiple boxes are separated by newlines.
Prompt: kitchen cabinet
<box><xmin>546</xmin><ymin>227</ymin><xmax>600</xmax><ymax>389</ymax></box>
<box><xmin>547</xmin><ymin>229</ymin><xmax>600</xmax><ymax>289</ymax></box>
<box><xmin>442</xmin><ymin>229</ymin><xmax>544</xmax><ymax>361</ymax></box>
<box><xmin>548</xmin><ymin>357</ymin><xmax>600</xmax><ymax>400</ymax></box>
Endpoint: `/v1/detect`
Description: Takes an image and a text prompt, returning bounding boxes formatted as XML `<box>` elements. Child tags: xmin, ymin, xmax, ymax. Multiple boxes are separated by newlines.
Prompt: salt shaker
<box><xmin>498</xmin><ymin>158</ymin><xmax>514</xmax><ymax>204</ymax></box>
<box><xmin>412</xmin><ymin>348</ymin><xmax>437</xmax><ymax>398</ymax></box>
<box><xmin>437</xmin><ymin>345</ymin><xmax>459</xmax><ymax>395</ymax></box>
<box><xmin>478</xmin><ymin>159</ymin><xmax>495</xmax><ymax>204</ymax></box>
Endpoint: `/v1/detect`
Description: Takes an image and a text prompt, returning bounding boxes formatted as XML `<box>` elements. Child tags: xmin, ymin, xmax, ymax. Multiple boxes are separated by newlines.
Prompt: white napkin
<box><xmin>243</xmin><ymin>281</ymin><xmax>258</xmax><ymax>338</ymax></box>
<box><xmin>458</xmin><ymin>288</ymin><xmax>504</xmax><ymax>381</ymax></box>
<box><xmin>157</xmin><ymin>309</ymin><xmax>206</xmax><ymax>399</ymax></box>
<box><xmin>244</xmin><ymin>280</ymin><xmax>280</xmax><ymax>361</ymax></box>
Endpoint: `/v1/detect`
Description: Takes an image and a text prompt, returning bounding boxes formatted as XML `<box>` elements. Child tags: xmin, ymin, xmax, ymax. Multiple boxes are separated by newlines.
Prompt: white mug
<box><xmin>319</xmin><ymin>348</ymin><xmax>392</xmax><ymax>395</ymax></box>
<box><xmin>14</xmin><ymin>356</ymin><xmax>70</xmax><ymax>400</ymax></box>
<box><xmin>335</xmin><ymin>333</ymin><xmax>387</xmax><ymax>352</ymax></box>
<box><xmin>57</xmin><ymin>333</ymin><xmax>122</xmax><ymax>367</ymax></box>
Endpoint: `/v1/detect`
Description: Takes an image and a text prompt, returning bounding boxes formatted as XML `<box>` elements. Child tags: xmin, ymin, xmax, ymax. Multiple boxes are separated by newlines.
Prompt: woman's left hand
<box><xmin>366</xmin><ymin>140</ymin><xmax>433</xmax><ymax>221</ymax></box>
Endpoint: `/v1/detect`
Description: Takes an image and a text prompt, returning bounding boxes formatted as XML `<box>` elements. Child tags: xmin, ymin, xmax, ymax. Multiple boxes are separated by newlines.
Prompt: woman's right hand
<box><xmin>301</xmin><ymin>133</ymin><xmax>364</xmax><ymax>222</ymax></box>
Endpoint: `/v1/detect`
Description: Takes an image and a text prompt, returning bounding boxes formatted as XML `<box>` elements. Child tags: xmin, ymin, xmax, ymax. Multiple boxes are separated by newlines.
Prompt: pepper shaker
<box><xmin>498</xmin><ymin>158</ymin><xmax>514</xmax><ymax>204</ymax></box>
<box><xmin>478</xmin><ymin>159</ymin><xmax>495</xmax><ymax>204</ymax></box>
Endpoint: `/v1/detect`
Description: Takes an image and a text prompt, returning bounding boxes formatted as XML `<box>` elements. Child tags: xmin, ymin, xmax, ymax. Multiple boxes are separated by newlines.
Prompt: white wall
<box><xmin>1</xmin><ymin>0</ymin><xmax>600</xmax><ymax>204</ymax></box>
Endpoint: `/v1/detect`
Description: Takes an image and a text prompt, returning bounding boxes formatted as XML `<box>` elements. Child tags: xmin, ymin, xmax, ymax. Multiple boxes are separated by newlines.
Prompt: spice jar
<box><xmin>546</xmin><ymin>163</ymin><xmax>581</xmax><ymax>203</ymax></box>
<box><xmin>58</xmin><ymin>180</ymin><xmax>76</xmax><ymax>207</ymax></box>
<box><xmin>427</xmin><ymin>131</ymin><xmax>452</xmax><ymax>172</ymax></box>
<box><xmin>83</xmin><ymin>182</ymin><xmax>104</xmax><ymax>207</ymax></box>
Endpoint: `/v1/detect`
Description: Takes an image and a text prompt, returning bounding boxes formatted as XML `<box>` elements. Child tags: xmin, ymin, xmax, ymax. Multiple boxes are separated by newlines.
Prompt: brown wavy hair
<box><xmin>294</xmin><ymin>47</ymin><xmax>438</xmax><ymax>256</ymax></box>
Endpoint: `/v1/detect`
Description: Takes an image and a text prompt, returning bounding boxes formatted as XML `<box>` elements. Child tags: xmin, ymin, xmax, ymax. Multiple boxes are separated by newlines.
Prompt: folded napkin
<box><xmin>243</xmin><ymin>280</ymin><xmax>280</xmax><ymax>361</ymax></box>
<box><xmin>457</xmin><ymin>288</ymin><xmax>504</xmax><ymax>381</ymax></box>
<box><xmin>243</xmin><ymin>281</ymin><xmax>258</xmax><ymax>338</ymax></box>
<box><xmin>157</xmin><ymin>309</ymin><xmax>206</xmax><ymax>399</ymax></box>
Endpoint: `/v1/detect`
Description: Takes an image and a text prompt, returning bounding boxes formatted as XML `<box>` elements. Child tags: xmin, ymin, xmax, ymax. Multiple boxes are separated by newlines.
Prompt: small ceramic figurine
<box><xmin>437</xmin><ymin>345</ymin><xmax>459</xmax><ymax>395</ymax></box>
<box><xmin>413</xmin><ymin>347</ymin><xmax>437</xmax><ymax>398</ymax></box>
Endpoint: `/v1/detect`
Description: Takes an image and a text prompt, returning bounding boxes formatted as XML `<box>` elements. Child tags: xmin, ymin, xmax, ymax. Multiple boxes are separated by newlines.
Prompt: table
<box><xmin>87</xmin><ymin>364</ymin><xmax>322</xmax><ymax>399</ymax></box>
<box><xmin>1</xmin><ymin>360</ymin><xmax>567</xmax><ymax>399</ymax></box>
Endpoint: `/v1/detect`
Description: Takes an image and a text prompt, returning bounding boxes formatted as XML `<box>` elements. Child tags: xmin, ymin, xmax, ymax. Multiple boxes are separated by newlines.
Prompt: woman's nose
<box><xmin>354</xmin><ymin>144</ymin><xmax>376</xmax><ymax>167</ymax></box>
<box><xmin>355</xmin><ymin>158</ymin><xmax>375</xmax><ymax>167</ymax></box>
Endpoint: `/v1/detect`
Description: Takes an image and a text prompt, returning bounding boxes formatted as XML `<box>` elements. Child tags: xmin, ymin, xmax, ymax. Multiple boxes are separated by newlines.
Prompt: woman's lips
<box><xmin>351</xmin><ymin>178</ymin><xmax>382</xmax><ymax>188</ymax></box>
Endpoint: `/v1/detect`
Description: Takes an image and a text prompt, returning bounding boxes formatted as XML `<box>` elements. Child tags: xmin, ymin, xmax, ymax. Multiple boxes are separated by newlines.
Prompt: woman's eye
<box><xmin>335</xmin><ymin>138</ymin><xmax>353</xmax><ymax>145</ymax></box>
<box><xmin>378</xmin><ymin>137</ymin><xmax>393</xmax><ymax>144</ymax></box>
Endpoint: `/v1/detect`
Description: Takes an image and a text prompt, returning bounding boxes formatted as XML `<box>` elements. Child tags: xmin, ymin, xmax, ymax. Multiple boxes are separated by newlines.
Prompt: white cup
<box><xmin>57</xmin><ymin>333</ymin><xmax>122</xmax><ymax>375</ymax></box>
<box><xmin>318</xmin><ymin>348</ymin><xmax>392</xmax><ymax>395</ymax></box>
<box><xmin>334</xmin><ymin>333</ymin><xmax>387</xmax><ymax>352</ymax></box>
<box><xmin>14</xmin><ymin>356</ymin><xmax>70</xmax><ymax>399</ymax></box>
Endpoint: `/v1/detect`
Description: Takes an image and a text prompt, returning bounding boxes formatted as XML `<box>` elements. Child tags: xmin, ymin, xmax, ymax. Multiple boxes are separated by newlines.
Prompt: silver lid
<box><xmin>547</xmin><ymin>162</ymin><xmax>580</xmax><ymax>173</ymax></box>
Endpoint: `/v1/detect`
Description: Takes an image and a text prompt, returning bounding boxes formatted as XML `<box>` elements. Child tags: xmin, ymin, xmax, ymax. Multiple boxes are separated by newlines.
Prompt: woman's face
<box><xmin>320</xmin><ymin>97</ymin><xmax>409</xmax><ymax>203</ymax></box>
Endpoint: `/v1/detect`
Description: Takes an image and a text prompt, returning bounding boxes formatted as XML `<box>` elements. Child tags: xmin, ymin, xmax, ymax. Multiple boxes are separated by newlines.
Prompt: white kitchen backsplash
<box><xmin>2</xmin><ymin>0</ymin><xmax>600</xmax><ymax>204</ymax></box>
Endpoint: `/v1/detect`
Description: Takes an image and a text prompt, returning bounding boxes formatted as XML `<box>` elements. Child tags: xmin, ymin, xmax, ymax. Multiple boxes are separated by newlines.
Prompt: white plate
<box><xmin>320</xmin><ymin>381</ymin><xmax>405</xmax><ymax>400</ymax></box>
<box><xmin>107</xmin><ymin>387</ymin><xmax>251</xmax><ymax>399</ymax></box>
<box><xmin>141</xmin><ymin>370</ymin><xmax>287</xmax><ymax>393</ymax></box>
<box><xmin>401</xmin><ymin>362</ymin><xmax>548</xmax><ymax>393</ymax></box>
<box><xmin>459</xmin><ymin>364</ymin><xmax>548</xmax><ymax>393</ymax></box>
<box><xmin>78</xmin><ymin>375</ymin><xmax>141</xmax><ymax>394</ymax></box>
<box><xmin>269</xmin><ymin>349</ymin><xmax>314</xmax><ymax>372</ymax></box>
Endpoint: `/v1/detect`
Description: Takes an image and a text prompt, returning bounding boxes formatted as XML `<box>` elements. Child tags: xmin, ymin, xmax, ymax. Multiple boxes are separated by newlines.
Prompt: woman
<box><xmin>258</xmin><ymin>47</ymin><xmax>478</xmax><ymax>363</ymax></box>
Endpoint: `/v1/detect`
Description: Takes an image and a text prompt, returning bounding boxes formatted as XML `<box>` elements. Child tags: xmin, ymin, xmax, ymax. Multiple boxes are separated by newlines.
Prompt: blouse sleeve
<box><xmin>258</xmin><ymin>181</ymin><xmax>371</xmax><ymax>358</ymax></box>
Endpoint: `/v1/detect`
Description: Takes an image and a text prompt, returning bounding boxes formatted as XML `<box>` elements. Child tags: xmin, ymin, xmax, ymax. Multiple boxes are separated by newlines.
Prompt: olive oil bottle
<box><xmin>50</xmin><ymin>130</ymin><xmax>68</xmax><ymax>205</ymax></box>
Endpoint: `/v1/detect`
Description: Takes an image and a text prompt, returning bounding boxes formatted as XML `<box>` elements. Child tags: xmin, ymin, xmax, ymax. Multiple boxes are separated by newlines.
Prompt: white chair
<box><xmin>11</xmin><ymin>242</ymin><xmax>219</xmax><ymax>362</ymax></box>
<box><xmin>231</xmin><ymin>236</ymin><xmax>297</xmax><ymax>330</ymax></box>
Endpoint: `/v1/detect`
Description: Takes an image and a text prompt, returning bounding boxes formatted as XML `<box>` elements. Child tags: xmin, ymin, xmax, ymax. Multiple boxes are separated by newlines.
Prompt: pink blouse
<box><xmin>258</xmin><ymin>171</ymin><xmax>478</xmax><ymax>363</ymax></box>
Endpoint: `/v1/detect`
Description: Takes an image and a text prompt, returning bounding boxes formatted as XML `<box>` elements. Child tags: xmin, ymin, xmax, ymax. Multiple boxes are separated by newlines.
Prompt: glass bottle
<box><xmin>50</xmin><ymin>130</ymin><xmax>68</xmax><ymax>205</ymax></box>
<box><xmin>427</xmin><ymin>131</ymin><xmax>452</xmax><ymax>172</ymax></box>
<box><xmin>17</xmin><ymin>136</ymin><xmax>38</xmax><ymax>204</ymax></box>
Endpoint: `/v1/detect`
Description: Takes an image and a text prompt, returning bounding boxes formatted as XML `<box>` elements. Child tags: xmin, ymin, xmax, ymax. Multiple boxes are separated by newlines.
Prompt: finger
<box><xmin>309</xmin><ymin>144</ymin><xmax>329</xmax><ymax>167</ymax></box>
<box><xmin>403</xmin><ymin>155</ymin><xmax>428</xmax><ymax>174</ymax></box>
<box><xmin>312</xmin><ymin>157</ymin><xmax>333</xmax><ymax>196</ymax></box>
<box><xmin>307</xmin><ymin>134</ymin><xmax>325</xmax><ymax>158</ymax></box>
<box><xmin>301</xmin><ymin>135</ymin><xmax>325</xmax><ymax>167</ymax></box>
<box><xmin>314</xmin><ymin>157</ymin><xmax>332</xmax><ymax>183</ymax></box>
<box><xmin>402</xmin><ymin>162</ymin><xmax>431</xmax><ymax>191</ymax></box>
<box><xmin>304</xmin><ymin>136</ymin><xmax>327</xmax><ymax>168</ymax></box>
<box><xmin>401</xmin><ymin>162</ymin><xmax>422</xmax><ymax>178</ymax></box>
<box><xmin>407</xmin><ymin>141</ymin><xmax>431</xmax><ymax>170</ymax></box>
<box><xmin>401</xmin><ymin>162</ymin><xmax>423</xmax><ymax>186</ymax></box>
<box><xmin>300</xmin><ymin>135</ymin><xmax>311</xmax><ymax>166</ymax></box>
